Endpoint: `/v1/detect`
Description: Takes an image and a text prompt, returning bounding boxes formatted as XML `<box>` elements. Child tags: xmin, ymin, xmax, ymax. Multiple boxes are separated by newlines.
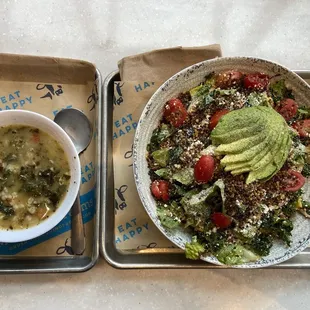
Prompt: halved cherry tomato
<box><xmin>209</xmin><ymin>109</ymin><xmax>230</xmax><ymax>130</ymax></box>
<box><xmin>292</xmin><ymin>119</ymin><xmax>310</xmax><ymax>138</ymax></box>
<box><xmin>282</xmin><ymin>170</ymin><xmax>306</xmax><ymax>192</ymax></box>
<box><xmin>151</xmin><ymin>180</ymin><xmax>170</xmax><ymax>201</ymax></box>
<box><xmin>163</xmin><ymin>98</ymin><xmax>188</xmax><ymax>128</ymax></box>
<box><xmin>276</xmin><ymin>98</ymin><xmax>298</xmax><ymax>121</ymax></box>
<box><xmin>211</xmin><ymin>212</ymin><xmax>232</xmax><ymax>229</ymax></box>
<box><xmin>215</xmin><ymin>71</ymin><xmax>244</xmax><ymax>88</ymax></box>
<box><xmin>244</xmin><ymin>73</ymin><xmax>270</xmax><ymax>90</ymax></box>
<box><xmin>194</xmin><ymin>155</ymin><xmax>215</xmax><ymax>183</ymax></box>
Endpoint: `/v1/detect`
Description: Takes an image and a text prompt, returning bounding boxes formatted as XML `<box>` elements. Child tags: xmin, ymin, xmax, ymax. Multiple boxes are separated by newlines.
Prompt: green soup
<box><xmin>0</xmin><ymin>125</ymin><xmax>71</xmax><ymax>230</ymax></box>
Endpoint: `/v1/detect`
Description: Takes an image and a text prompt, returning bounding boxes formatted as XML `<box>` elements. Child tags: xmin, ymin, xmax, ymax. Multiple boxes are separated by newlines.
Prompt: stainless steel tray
<box><xmin>101</xmin><ymin>69</ymin><xmax>310</xmax><ymax>269</ymax></box>
<box><xmin>0</xmin><ymin>54</ymin><xmax>101</xmax><ymax>273</ymax></box>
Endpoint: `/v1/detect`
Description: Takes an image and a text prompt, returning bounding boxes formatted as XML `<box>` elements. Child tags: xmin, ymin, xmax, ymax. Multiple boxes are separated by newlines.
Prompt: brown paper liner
<box><xmin>113</xmin><ymin>45</ymin><xmax>221</xmax><ymax>250</ymax></box>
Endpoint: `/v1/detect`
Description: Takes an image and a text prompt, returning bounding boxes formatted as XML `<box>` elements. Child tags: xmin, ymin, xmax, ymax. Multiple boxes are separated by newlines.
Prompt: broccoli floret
<box><xmin>185</xmin><ymin>236</ymin><xmax>205</xmax><ymax>260</ymax></box>
<box><xmin>250</xmin><ymin>234</ymin><xmax>273</xmax><ymax>256</ymax></box>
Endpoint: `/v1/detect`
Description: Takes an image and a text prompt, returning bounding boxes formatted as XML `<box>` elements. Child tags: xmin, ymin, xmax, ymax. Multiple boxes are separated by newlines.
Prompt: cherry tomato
<box><xmin>151</xmin><ymin>180</ymin><xmax>170</xmax><ymax>201</ymax></box>
<box><xmin>292</xmin><ymin>119</ymin><xmax>310</xmax><ymax>138</ymax></box>
<box><xmin>244</xmin><ymin>73</ymin><xmax>270</xmax><ymax>90</ymax></box>
<box><xmin>163</xmin><ymin>98</ymin><xmax>188</xmax><ymax>128</ymax></box>
<box><xmin>209</xmin><ymin>109</ymin><xmax>230</xmax><ymax>130</ymax></box>
<box><xmin>215</xmin><ymin>71</ymin><xmax>244</xmax><ymax>88</ymax></box>
<box><xmin>282</xmin><ymin>170</ymin><xmax>306</xmax><ymax>192</ymax></box>
<box><xmin>211</xmin><ymin>212</ymin><xmax>232</xmax><ymax>229</ymax></box>
<box><xmin>194</xmin><ymin>155</ymin><xmax>215</xmax><ymax>183</ymax></box>
<box><xmin>276</xmin><ymin>99</ymin><xmax>298</xmax><ymax>121</ymax></box>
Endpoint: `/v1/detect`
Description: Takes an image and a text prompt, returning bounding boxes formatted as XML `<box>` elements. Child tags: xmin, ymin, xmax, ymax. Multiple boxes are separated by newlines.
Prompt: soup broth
<box><xmin>0</xmin><ymin>125</ymin><xmax>71</xmax><ymax>230</ymax></box>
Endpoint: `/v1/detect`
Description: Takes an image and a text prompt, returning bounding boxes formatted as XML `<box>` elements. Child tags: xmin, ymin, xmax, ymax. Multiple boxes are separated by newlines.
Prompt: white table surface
<box><xmin>1</xmin><ymin>0</ymin><xmax>310</xmax><ymax>309</ymax></box>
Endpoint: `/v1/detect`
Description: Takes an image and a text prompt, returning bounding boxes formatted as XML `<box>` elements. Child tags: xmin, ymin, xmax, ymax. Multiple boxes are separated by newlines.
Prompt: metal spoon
<box><xmin>54</xmin><ymin>108</ymin><xmax>93</xmax><ymax>255</ymax></box>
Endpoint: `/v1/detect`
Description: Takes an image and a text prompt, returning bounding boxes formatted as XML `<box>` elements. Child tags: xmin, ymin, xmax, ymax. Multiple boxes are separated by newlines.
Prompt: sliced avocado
<box><xmin>248</xmin><ymin>129</ymin><xmax>289</xmax><ymax>181</ymax></box>
<box><xmin>224</xmin><ymin>140</ymin><xmax>273</xmax><ymax>172</ymax></box>
<box><xmin>211</xmin><ymin>108</ymin><xmax>264</xmax><ymax>136</ymax></box>
<box><xmin>212</xmin><ymin>106</ymin><xmax>292</xmax><ymax>184</ymax></box>
<box><xmin>211</xmin><ymin>120</ymin><xmax>265</xmax><ymax>145</ymax></box>
<box><xmin>221</xmin><ymin>138</ymin><xmax>273</xmax><ymax>164</ymax></box>
<box><xmin>264</xmin><ymin>133</ymin><xmax>292</xmax><ymax>181</ymax></box>
<box><xmin>223</xmin><ymin>127</ymin><xmax>277</xmax><ymax>171</ymax></box>
<box><xmin>252</xmin><ymin>151</ymin><xmax>273</xmax><ymax>171</ymax></box>
<box><xmin>246</xmin><ymin>162</ymin><xmax>277</xmax><ymax>184</ymax></box>
<box><xmin>231</xmin><ymin>166</ymin><xmax>252</xmax><ymax>175</ymax></box>
<box><xmin>251</xmin><ymin>128</ymin><xmax>280</xmax><ymax>171</ymax></box>
<box><xmin>273</xmin><ymin>131</ymin><xmax>291</xmax><ymax>169</ymax></box>
<box><xmin>248</xmin><ymin>126</ymin><xmax>278</xmax><ymax>169</ymax></box>
<box><xmin>224</xmin><ymin>161</ymin><xmax>250</xmax><ymax>172</ymax></box>
<box><xmin>215</xmin><ymin>131</ymin><xmax>266</xmax><ymax>154</ymax></box>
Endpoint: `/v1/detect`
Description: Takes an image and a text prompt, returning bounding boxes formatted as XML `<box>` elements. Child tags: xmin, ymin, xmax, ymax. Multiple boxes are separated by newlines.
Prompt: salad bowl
<box><xmin>133</xmin><ymin>57</ymin><xmax>310</xmax><ymax>268</ymax></box>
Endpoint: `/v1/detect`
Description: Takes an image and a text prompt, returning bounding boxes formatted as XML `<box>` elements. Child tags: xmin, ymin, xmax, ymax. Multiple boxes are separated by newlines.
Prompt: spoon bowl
<box><xmin>54</xmin><ymin>109</ymin><xmax>92</xmax><ymax>154</ymax></box>
<box><xmin>54</xmin><ymin>108</ymin><xmax>93</xmax><ymax>255</ymax></box>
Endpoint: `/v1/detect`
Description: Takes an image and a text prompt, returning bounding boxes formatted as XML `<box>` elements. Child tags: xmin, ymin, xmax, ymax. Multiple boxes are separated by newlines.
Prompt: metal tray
<box><xmin>0</xmin><ymin>54</ymin><xmax>101</xmax><ymax>273</ymax></box>
<box><xmin>101</xmin><ymin>69</ymin><xmax>310</xmax><ymax>269</ymax></box>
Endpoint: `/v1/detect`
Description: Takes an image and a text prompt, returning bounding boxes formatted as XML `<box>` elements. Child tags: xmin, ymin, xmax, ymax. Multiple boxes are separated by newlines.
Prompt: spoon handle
<box><xmin>71</xmin><ymin>192</ymin><xmax>85</xmax><ymax>255</ymax></box>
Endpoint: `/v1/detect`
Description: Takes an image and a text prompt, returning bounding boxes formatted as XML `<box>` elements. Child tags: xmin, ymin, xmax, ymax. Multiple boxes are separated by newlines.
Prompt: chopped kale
<box><xmin>194</xmin><ymin>83</ymin><xmax>212</xmax><ymax>99</ymax></box>
<box><xmin>250</xmin><ymin>233</ymin><xmax>273</xmax><ymax>256</ymax></box>
<box><xmin>0</xmin><ymin>203</ymin><xmax>15</xmax><ymax>217</ymax></box>
<box><xmin>147</xmin><ymin>124</ymin><xmax>173</xmax><ymax>153</ymax></box>
<box><xmin>296</xmin><ymin>106</ymin><xmax>310</xmax><ymax>120</ymax></box>
<box><xmin>268</xmin><ymin>79</ymin><xmax>294</xmax><ymax>102</ymax></box>
<box><xmin>168</xmin><ymin>146</ymin><xmax>183</xmax><ymax>165</ymax></box>
<box><xmin>302</xmin><ymin>162</ymin><xmax>310</xmax><ymax>177</ymax></box>
<box><xmin>261</xmin><ymin>213</ymin><xmax>293</xmax><ymax>246</ymax></box>
<box><xmin>169</xmin><ymin>183</ymin><xmax>188</xmax><ymax>199</ymax></box>
<box><xmin>4</xmin><ymin>153</ymin><xmax>17</xmax><ymax>162</ymax></box>
<box><xmin>38</xmin><ymin>168</ymin><xmax>60</xmax><ymax>185</ymax></box>
<box><xmin>282</xmin><ymin>202</ymin><xmax>297</xmax><ymax>217</ymax></box>
<box><xmin>203</xmin><ymin>231</ymin><xmax>225</xmax><ymax>253</ymax></box>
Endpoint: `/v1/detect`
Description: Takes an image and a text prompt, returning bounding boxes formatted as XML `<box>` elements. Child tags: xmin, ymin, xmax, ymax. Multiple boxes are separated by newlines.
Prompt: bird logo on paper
<box><xmin>36</xmin><ymin>84</ymin><xmax>64</xmax><ymax>100</ymax></box>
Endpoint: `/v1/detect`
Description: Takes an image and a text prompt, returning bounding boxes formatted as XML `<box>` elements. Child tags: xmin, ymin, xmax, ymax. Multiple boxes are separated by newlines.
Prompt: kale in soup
<box><xmin>0</xmin><ymin>125</ymin><xmax>71</xmax><ymax>230</ymax></box>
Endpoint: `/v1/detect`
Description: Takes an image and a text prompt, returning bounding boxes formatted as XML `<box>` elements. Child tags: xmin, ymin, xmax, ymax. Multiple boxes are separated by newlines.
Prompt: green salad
<box><xmin>147</xmin><ymin>71</ymin><xmax>310</xmax><ymax>265</ymax></box>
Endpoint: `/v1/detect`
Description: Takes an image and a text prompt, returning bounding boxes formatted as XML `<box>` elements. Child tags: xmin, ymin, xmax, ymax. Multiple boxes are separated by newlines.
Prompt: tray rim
<box><xmin>0</xmin><ymin>54</ymin><xmax>101</xmax><ymax>274</ymax></box>
<box><xmin>100</xmin><ymin>68</ymin><xmax>310</xmax><ymax>269</ymax></box>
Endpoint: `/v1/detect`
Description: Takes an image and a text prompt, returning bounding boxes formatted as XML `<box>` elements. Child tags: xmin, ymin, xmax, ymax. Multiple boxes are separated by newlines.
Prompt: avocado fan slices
<box><xmin>211</xmin><ymin>106</ymin><xmax>292</xmax><ymax>184</ymax></box>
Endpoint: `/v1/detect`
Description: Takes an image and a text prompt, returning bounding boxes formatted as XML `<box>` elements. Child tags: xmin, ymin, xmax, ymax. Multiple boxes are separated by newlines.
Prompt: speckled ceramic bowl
<box><xmin>133</xmin><ymin>57</ymin><xmax>310</xmax><ymax>268</ymax></box>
